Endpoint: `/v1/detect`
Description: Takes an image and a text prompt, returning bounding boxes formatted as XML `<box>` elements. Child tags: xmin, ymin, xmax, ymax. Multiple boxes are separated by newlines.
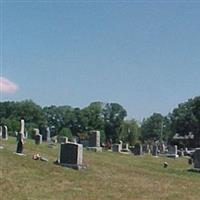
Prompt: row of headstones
<box><xmin>112</xmin><ymin>142</ymin><xmax>178</xmax><ymax>158</ymax></box>
<box><xmin>3</xmin><ymin>122</ymin><xmax>200</xmax><ymax>171</ymax></box>
<box><xmin>2</xmin><ymin>119</ymin><xmax>199</xmax><ymax>171</ymax></box>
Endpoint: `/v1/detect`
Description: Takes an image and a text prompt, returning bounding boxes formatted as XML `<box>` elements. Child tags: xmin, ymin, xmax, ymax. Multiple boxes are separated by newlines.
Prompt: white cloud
<box><xmin>0</xmin><ymin>76</ymin><xmax>19</xmax><ymax>93</ymax></box>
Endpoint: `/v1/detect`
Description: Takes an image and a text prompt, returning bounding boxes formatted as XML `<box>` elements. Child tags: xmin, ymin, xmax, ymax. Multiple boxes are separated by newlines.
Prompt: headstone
<box><xmin>34</xmin><ymin>128</ymin><xmax>42</xmax><ymax>145</ymax></box>
<box><xmin>57</xmin><ymin>136</ymin><xmax>68</xmax><ymax>144</ymax></box>
<box><xmin>20</xmin><ymin>119</ymin><xmax>25</xmax><ymax>135</ymax></box>
<box><xmin>46</xmin><ymin>127</ymin><xmax>51</xmax><ymax>143</ymax></box>
<box><xmin>0</xmin><ymin>126</ymin><xmax>2</xmax><ymax>138</ymax></box>
<box><xmin>167</xmin><ymin>145</ymin><xmax>178</xmax><ymax>158</ymax></box>
<box><xmin>193</xmin><ymin>148</ymin><xmax>200</xmax><ymax>169</ymax></box>
<box><xmin>16</xmin><ymin>132</ymin><xmax>24</xmax><ymax>154</ymax></box>
<box><xmin>87</xmin><ymin>130</ymin><xmax>102</xmax><ymax>152</ymax></box>
<box><xmin>152</xmin><ymin>144</ymin><xmax>158</xmax><ymax>156</ymax></box>
<box><xmin>58</xmin><ymin>142</ymin><xmax>84</xmax><ymax>170</ymax></box>
<box><xmin>133</xmin><ymin>144</ymin><xmax>143</xmax><ymax>155</ymax></box>
<box><xmin>112</xmin><ymin>144</ymin><xmax>122</xmax><ymax>152</ymax></box>
<box><xmin>89</xmin><ymin>130</ymin><xmax>100</xmax><ymax>147</ymax></box>
<box><xmin>2</xmin><ymin>125</ymin><xmax>8</xmax><ymax>140</ymax></box>
<box><xmin>159</xmin><ymin>143</ymin><xmax>166</xmax><ymax>153</ymax></box>
<box><xmin>142</xmin><ymin>144</ymin><xmax>150</xmax><ymax>153</ymax></box>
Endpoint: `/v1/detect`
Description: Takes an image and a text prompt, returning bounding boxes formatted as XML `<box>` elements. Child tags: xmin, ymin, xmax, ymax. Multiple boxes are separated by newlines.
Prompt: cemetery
<box><xmin>1</xmin><ymin>133</ymin><xmax>200</xmax><ymax>200</ymax></box>
<box><xmin>1</xmin><ymin>98</ymin><xmax>200</xmax><ymax>200</ymax></box>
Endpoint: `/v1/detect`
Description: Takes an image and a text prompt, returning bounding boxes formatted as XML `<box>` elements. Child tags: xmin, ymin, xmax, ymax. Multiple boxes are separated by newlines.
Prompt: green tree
<box><xmin>141</xmin><ymin>113</ymin><xmax>170</xmax><ymax>142</ymax></box>
<box><xmin>103</xmin><ymin>103</ymin><xmax>127</xmax><ymax>143</ymax></box>
<box><xmin>170</xmin><ymin>96</ymin><xmax>200</xmax><ymax>147</ymax></box>
<box><xmin>58</xmin><ymin>127</ymin><xmax>73</xmax><ymax>140</ymax></box>
<box><xmin>120</xmin><ymin>119</ymin><xmax>140</xmax><ymax>145</ymax></box>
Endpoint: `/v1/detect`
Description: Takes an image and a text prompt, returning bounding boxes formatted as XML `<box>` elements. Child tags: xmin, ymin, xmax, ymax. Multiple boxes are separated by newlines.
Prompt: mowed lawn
<box><xmin>0</xmin><ymin>138</ymin><xmax>200</xmax><ymax>200</ymax></box>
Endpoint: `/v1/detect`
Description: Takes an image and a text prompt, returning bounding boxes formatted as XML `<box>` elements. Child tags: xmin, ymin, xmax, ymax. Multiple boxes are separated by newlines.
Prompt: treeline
<box><xmin>1</xmin><ymin>96</ymin><xmax>200</xmax><ymax>147</ymax></box>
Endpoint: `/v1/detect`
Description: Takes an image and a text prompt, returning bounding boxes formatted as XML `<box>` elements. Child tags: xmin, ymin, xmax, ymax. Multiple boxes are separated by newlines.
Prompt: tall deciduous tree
<box><xmin>170</xmin><ymin>96</ymin><xmax>200</xmax><ymax>147</ymax></box>
<box><xmin>103</xmin><ymin>103</ymin><xmax>127</xmax><ymax>143</ymax></box>
<box><xmin>141</xmin><ymin>113</ymin><xmax>169</xmax><ymax>142</ymax></box>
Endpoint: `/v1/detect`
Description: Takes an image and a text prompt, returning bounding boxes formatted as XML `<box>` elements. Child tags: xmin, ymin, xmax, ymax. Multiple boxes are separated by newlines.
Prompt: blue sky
<box><xmin>1</xmin><ymin>1</ymin><xmax>200</xmax><ymax>121</ymax></box>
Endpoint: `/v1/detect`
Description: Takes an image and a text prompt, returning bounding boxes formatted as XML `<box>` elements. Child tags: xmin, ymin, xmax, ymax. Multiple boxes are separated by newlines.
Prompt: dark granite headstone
<box><xmin>58</xmin><ymin>143</ymin><xmax>83</xmax><ymax>170</ymax></box>
<box><xmin>16</xmin><ymin>133</ymin><xmax>23</xmax><ymax>153</ymax></box>
<box><xmin>193</xmin><ymin>148</ymin><xmax>200</xmax><ymax>169</ymax></box>
<box><xmin>35</xmin><ymin>134</ymin><xmax>42</xmax><ymax>145</ymax></box>
<box><xmin>152</xmin><ymin>145</ymin><xmax>158</xmax><ymax>156</ymax></box>
<box><xmin>133</xmin><ymin>144</ymin><xmax>143</xmax><ymax>155</ymax></box>
<box><xmin>142</xmin><ymin>144</ymin><xmax>150</xmax><ymax>153</ymax></box>
<box><xmin>89</xmin><ymin>131</ymin><xmax>100</xmax><ymax>147</ymax></box>
<box><xmin>2</xmin><ymin>125</ymin><xmax>8</xmax><ymax>140</ymax></box>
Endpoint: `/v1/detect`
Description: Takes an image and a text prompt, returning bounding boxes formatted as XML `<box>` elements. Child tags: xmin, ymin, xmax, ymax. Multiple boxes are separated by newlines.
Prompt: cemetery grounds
<box><xmin>0</xmin><ymin>137</ymin><xmax>200</xmax><ymax>200</ymax></box>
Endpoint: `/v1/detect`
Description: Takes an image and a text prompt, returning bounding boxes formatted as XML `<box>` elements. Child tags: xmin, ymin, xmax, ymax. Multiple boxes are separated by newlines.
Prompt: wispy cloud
<box><xmin>0</xmin><ymin>76</ymin><xmax>19</xmax><ymax>93</ymax></box>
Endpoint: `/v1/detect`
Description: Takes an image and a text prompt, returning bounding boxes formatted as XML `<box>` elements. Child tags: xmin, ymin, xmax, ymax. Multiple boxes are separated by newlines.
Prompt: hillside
<box><xmin>0</xmin><ymin>138</ymin><xmax>200</xmax><ymax>200</ymax></box>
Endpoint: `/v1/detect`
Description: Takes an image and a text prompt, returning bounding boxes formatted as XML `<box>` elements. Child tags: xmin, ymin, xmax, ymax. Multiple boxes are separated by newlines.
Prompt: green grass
<box><xmin>0</xmin><ymin>137</ymin><xmax>200</xmax><ymax>200</ymax></box>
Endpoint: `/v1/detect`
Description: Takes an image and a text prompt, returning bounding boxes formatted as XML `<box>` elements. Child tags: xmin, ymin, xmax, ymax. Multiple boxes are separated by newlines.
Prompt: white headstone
<box><xmin>20</xmin><ymin>119</ymin><xmax>25</xmax><ymax>135</ymax></box>
<box><xmin>46</xmin><ymin>127</ymin><xmax>51</xmax><ymax>143</ymax></box>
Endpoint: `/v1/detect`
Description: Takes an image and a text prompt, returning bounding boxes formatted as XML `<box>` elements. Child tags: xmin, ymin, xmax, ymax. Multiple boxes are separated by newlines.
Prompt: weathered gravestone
<box><xmin>132</xmin><ymin>143</ymin><xmax>143</xmax><ymax>155</ymax></box>
<box><xmin>112</xmin><ymin>144</ymin><xmax>122</xmax><ymax>152</ymax></box>
<box><xmin>167</xmin><ymin>145</ymin><xmax>178</xmax><ymax>158</ymax></box>
<box><xmin>34</xmin><ymin>129</ymin><xmax>42</xmax><ymax>145</ymax></box>
<box><xmin>58</xmin><ymin>143</ymin><xmax>84</xmax><ymax>170</ymax></box>
<box><xmin>46</xmin><ymin>127</ymin><xmax>51</xmax><ymax>143</ymax></box>
<box><xmin>2</xmin><ymin>125</ymin><xmax>8</xmax><ymax>140</ymax></box>
<box><xmin>0</xmin><ymin>126</ymin><xmax>2</xmax><ymax>138</ymax></box>
<box><xmin>193</xmin><ymin>148</ymin><xmax>200</xmax><ymax>169</ymax></box>
<box><xmin>89</xmin><ymin>130</ymin><xmax>100</xmax><ymax>147</ymax></box>
<box><xmin>112</xmin><ymin>141</ymin><xmax>122</xmax><ymax>153</ymax></box>
<box><xmin>16</xmin><ymin>132</ymin><xmax>24</xmax><ymax>154</ymax></box>
<box><xmin>152</xmin><ymin>144</ymin><xmax>158</xmax><ymax>157</ymax></box>
<box><xmin>20</xmin><ymin>119</ymin><xmax>25</xmax><ymax>135</ymax></box>
<box><xmin>142</xmin><ymin>144</ymin><xmax>150</xmax><ymax>154</ymax></box>
<box><xmin>159</xmin><ymin>142</ymin><xmax>166</xmax><ymax>153</ymax></box>
<box><xmin>87</xmin><ymin>130</ymin><xmax>102</xmax><ymax>152</ymax></box>
<box><xmin>188</xmin><ymin>148</ymin><xmax>200</xmax><ymax>172</ymax></box>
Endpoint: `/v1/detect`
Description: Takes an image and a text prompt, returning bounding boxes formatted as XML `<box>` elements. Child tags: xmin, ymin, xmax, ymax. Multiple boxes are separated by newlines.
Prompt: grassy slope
<box><xmin>0</xmin><ymin>138</ymin><xmax>199</xmax><ymax>200</ymax></box>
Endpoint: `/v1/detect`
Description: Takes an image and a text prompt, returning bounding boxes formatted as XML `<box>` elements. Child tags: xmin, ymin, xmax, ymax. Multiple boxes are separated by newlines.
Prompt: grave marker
<box><xmin>2</xmin><ymin>125</ymin><xmax>8</xmax><ymax>140</ymax></box>
<box><xmin>58</xmin><ymin>142</ymin><xmax>84</xmax><ymax>170</ymax></box>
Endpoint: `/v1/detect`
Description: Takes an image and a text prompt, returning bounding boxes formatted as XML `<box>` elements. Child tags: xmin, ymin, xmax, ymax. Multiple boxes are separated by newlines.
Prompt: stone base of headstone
<box><xmin>13</xmin><ymin>152</ymin><xmax>25</xmax><ymax>156</ymax></box>
<box><xmin>121</xmin><ymin>148</ymin><xmax>130</xmax><ymax>153</ymax></box>
<box><xmin>188</xmin><ymin>168</ymin><xmax>200</xmax><ymax>173</ymax></box>
<box><xmin>166</xmin><ymin>154</ymin><xmax>179</xmax><ymax>158</ymax></box>
<box><xmin>87</xmin><ymin>147</ymin><xmax>102</xmax><ymax>152</ymax></box>
<box><xmin>59</xmin><ymin>163</ymin><xmax>87</xmax><ymax>170</ymax></box>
